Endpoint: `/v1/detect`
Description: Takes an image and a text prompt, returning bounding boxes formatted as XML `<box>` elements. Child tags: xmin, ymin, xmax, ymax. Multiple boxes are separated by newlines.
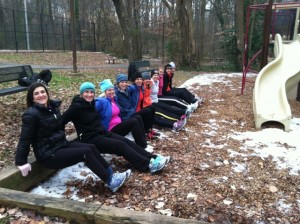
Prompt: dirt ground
<box><xmin>0</xmin><ymin>52</ymin><xmax>299</xmax><ymax>223</ymax></box>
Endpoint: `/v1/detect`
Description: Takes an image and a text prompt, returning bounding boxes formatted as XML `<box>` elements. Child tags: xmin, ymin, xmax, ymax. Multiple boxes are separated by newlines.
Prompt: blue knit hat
<box><xmin>116</xmin><ymin>74</ymin><xmax>128</xmax><ymax>83</ymax></box>
<box><xmin>100</xmin><ymin>79</ymin><xmax>114</xmax><ymax>93</ymax></box>
<box><xmin>142</xmin><ymin>72</ymin><xmax>151</xmax><ymax>80</ymax></box>
<box><xmin>80</xmin><ymin>82</ymin><xmax>95</xmax><ymax>95</ymax></box>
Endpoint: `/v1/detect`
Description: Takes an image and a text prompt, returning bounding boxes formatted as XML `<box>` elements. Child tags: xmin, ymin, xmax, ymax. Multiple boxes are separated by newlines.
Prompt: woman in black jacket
<box><xmin>15</xmin><ymin>82</ymin><xmax>129</xmax><ymax>193</ymax></box>
<box><xmin>62</xmin><ymin>82</ymin><xmax>170</xmax><ymax>174</ymax></box>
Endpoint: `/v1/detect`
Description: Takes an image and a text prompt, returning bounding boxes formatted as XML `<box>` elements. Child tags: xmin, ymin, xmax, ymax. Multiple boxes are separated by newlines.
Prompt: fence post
<box><xmin>12</xmin><ymin>10</ymin><xmax>18</xmax><ymax>52</ymax></box>
<box><xmin>79</xmin><ymin>22</ymin><xmax>82</xmax><ymax>51</ymax></box>
<box><xmin>45</xmin><ymin>23</ymin><xmax>49</xmax><ymax>50</ymax></box>
<box><xmin>62</xmin><ymin>22</ymin><xmax>65</xmax><ymax>51</ymax></box>
<box><xmin>3</xmin><ymin>19</ymin><xmax>8</xmax><ymax>49</ymax></box>
<box><xmin>40</xmin><ymin>14</ymin><xmax>45</xmax><ymax>52</ymax></box>
<box><xmin>93</xmin><ymin>22</ymin><xmax>96</xmax><ymax>52</ymax></box>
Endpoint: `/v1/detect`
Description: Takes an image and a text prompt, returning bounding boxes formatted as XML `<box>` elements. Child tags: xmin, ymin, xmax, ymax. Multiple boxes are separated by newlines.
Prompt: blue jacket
<box><xmin>127</xmin><ymin>84</ymin><xmax>144</xmax><ymax>110</ymax></box>
<box><xmin>114</xmin><ymin>86</ymin><xmax>136</xmax><ymax>121</ymax></box>
<box><xmin>95</xmin><ymin>96</ymin><xmax>118</xmax><ymax>131</ymax></box>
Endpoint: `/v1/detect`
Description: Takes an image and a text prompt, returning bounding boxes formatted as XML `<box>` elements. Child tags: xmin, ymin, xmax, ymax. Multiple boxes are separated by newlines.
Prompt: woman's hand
<box><xmin>17</xmin><ymin>163</ymin><xmax>32</xmax><ymax>176</ymax></box>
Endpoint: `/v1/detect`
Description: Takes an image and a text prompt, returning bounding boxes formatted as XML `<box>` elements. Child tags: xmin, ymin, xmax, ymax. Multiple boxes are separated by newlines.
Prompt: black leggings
<box><xmin>165</xmin><ymin>88</ymin><xmax>197</xmax><ymax>104</ymax></box>
<box><xmin>111</xmin><ymin>115</ymin><xmax>147</xmax><ymax>148</ymax></box>
<box><xmin>88</xmin><ymin>132</ymin><xmax>156</xmax><ymax>172</ymax></box>
<box><xmin>153</xmin><ymin>101</ymin><xmax>186</xmax><ymax>117</ymax></box>
<box><xmin>41</xmin><ymin>141</ymin><xmax>110</xmax><ymax>182</ymax></box>
<box><xmin>133</xmin><ymin>106</ymin><xmax>155</xmax><ymax>132</ymax></box>
<box><xmin>158</xmin><ymin>95</ymin><xmax>189</xmax><ymax>109</ymax></box>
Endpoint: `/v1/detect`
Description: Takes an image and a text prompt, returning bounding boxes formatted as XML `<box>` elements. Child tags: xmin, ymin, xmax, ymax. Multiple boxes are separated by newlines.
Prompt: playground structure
<box><xmin>241</xmin><ymin>2</ymin><xmax>300</xmax><ymax>95</ymax></box>
<box><xmin>241</xmin><ymin>2</ymin><xmax>300</xmax><ymax>131</ymax></box>
<box><xmin>253</xmin><ymin>34</ymin><xmax>300</xmax><ymax>131</ymax></box>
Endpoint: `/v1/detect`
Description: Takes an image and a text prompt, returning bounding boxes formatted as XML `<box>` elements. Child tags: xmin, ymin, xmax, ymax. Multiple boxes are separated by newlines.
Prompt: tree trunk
<box><xmin>112</xmin><ymin>0</ymin><xmax>142</xmax><ymax>61</ymax></box>
<box><xmin>199</xmin><ymin>0</ymin><xmax>206</xmax><ymax>62</ymax></box>
<box><xmin>235</xmin><ymin>0</ymin><xmax>244</xmax><ymax>71</ymax></box>
<box><xmin>176</xmin><ymin>0</ymin><xmax>192</xmax><ymax>66</ymax></box>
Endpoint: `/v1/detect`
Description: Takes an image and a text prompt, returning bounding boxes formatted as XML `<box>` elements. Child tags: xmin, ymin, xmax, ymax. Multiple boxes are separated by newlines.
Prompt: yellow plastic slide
<box><xmin>253</xmin><ymin>34</ymin><xmax>300</xmax><ymax>131</ymax></box>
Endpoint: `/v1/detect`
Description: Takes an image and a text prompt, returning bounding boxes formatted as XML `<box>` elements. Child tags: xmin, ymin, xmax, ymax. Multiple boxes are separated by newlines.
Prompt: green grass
<box><xmin>0</xmin><ymin>53</ymin><xmax>21</xmax><ymax>62</ymax></box>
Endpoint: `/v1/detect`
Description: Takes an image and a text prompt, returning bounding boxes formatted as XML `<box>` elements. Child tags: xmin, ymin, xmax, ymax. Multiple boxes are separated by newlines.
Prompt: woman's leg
<box><xmin>42</xmin><ymin>141</ymin><xmax>110</xmax><ymax>182</ymax></box>
<box><xmin>111</xmin><ymin>118</ymin><xmax>147</xmax><ymax>148</ymax></box>
<box><xmin>153</xmin><ymin>101</ymin><xmax>186</xmax><ymax>116</ymax></box>
<box><xmin>168</xmin><ymin>88</ymin><xmax>196</xmax><ymax>104</ymax></box>
<box><xmin>158</xmin><ymin>95</ymin><xmax>189</xmax><ymax>109</ymax></box>
<box><xmin>133</xmin><ymin>107</ymin><xmax>155</xmax><ymax>132</ymax></box>
<box><xmin>88</xmin><ymin>134</ymin><xmax>153</xmax><ymax>172</ymax></box>
<box><xmin>154</xmin><ymin>116</ymin><xmax>174</xmax><ymax>128</ymax></box>
<box><xmin>153</xmin><ymin>103</ymin><xmax>182</xmax><ymax>120</ymax></box>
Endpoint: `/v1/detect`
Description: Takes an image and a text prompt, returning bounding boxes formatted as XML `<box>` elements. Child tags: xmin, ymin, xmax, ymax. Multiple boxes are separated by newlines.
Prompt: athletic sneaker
<box><xmin>146</xmin><ymin>132</ymin><xmax>159</xmax><ymax>141</ymax></box>
<box><xmin>125</xmin><ymin>169</ymin><xmax>132</xmax><ymax>179</ymax></box>
<box><xmin>191</xmin><ymin>101</ymin><xmax>198</xmax><ymax>111</ymax></box>
<box><xmin>149</xmin><ymin>158</ymin><xmax>167</xmax><ymax>174</ymax></box>
<box><xmin>155</xmin><ymin>154</ymin><xmax>171</xmax><ymax>164</ymax></box>
<box><xmin>196</xmin><ymin>97</ymin><xmax>204</xmax><ymax>105</ymax></box>
<box><xmin>145</xmin><ymin>145</ymin><xmax>154</xmax><ymax>153</ymax></box>
<box><xmin>185</xmin><ymin>108</ymin><xmax>192</xmax><ymax>118</ymax></box>
<box><xmin>150</xmin><ymin>129</ymin><xmax>160</xmax><ymax>136</ymax></box>
<box><xmin>107</xmin><ymin>171</ymin><xmax>127</xmax><ymax>193</ymax></box>
<box><xmin>173</xmin><ymin>119</ymin><xmax>186</xmax><ymax>131</ymax></box>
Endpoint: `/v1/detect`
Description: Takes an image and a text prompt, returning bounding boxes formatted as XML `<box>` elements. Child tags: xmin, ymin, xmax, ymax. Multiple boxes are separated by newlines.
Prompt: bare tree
<box><xmin>235</xmin><ymin>0</ymin><xmax>244</xmax><ymax>70</ymax></box>
<box><xmin>111</xmin><ymin>0</ymin><xmax>142</xmax><ymax>61</ymax></box>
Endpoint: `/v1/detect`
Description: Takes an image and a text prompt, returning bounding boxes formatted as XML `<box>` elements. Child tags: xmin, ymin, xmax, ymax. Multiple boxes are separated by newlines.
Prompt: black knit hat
<box><xmin>165</xmin><ymin>64</ymin><xmax>172</xmax><ymax>69</ymax></box>
<box><xmin>131</xmin><ymin>71</ymin><xmax>143</xmax><ymax>82</ymax></box>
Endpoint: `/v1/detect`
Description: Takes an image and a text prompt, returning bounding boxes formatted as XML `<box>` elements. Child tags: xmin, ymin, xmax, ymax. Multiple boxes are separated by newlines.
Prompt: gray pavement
<box><xmin>0</xmin><ymin>62</ymin><xmax>128</xmax><ymax>70</ymax></box>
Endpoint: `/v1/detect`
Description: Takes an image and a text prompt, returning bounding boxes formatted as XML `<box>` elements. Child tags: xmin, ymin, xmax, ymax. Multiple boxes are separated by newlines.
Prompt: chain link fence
<box><xmin>0</xmin><ymin>7</ymin><xmax>96</xmax><ymax>52</ymax></box>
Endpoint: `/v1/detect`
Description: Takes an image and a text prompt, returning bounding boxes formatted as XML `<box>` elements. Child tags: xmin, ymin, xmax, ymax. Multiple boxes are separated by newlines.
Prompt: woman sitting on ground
<box><xmin>95</xmin><ymin>79</ymin><xmax>148</xmax><ymax>149</ymax></box>
<box><xmin>15</xmin><ymin>82</ymin><xmax>129</xmax><ymax>193</ymax></box>
<box><xmin>141</xmin><ymin>71</ymin><xmax>187</xmax><ymax>131</ymax></box>
<box><xmin>162</xmin><ymin>63</ymin><xmax>202</xmax><ymax>108</ymax></box>
<box><xmin>114</xmin><ymin>73</ymin><xmax>159</xmax><ymax>140</ymax></box>
<box><xmin>62</xmin><ymin>82</ymin><xmax>170</xmax><ymax>175</ymax></box>
<box><xmin>156</xmin><ymin>67</ymin><xmax>195</xmax><ymax>113</ymax></box>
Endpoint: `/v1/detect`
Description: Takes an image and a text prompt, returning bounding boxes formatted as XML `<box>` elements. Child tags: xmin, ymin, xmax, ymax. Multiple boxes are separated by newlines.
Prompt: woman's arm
<box><xmin>15</xmin><ymin>111</ymin><xmax>37</xmax><ymax>166</ymax></box>
<box><xmin>61</xmin><ymin>104</ymin><xmax>77</xmax><ymax>126</ymax></box>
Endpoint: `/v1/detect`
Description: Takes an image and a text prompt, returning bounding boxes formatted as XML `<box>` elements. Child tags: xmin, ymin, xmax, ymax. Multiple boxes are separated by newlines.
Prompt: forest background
<box><xmin>1</xmin><ymin>0</ymin><xmax>298</xmax><ymax>72</ymax></box>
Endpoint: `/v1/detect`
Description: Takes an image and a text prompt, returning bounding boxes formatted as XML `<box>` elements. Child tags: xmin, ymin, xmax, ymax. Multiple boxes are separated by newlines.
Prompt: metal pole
<box><xmin>23</xmin><ymin>0</ymin><xmax>30</xmax><ymax>50</ymax></box>
<box><xmin>93</xmin><ymin>22</ymin><xmax>96</xmax><ymax>52</ymax></box>
<box><xmin>70</xmin><ymin>0</ymin><xmax>77</xmax><ymax>73</ymax></box>
<box><xmin>294</xmin><ymin>8</ymin><xmax>300</xmax><ymax>41</ymax></box>
<box><xmin>261</xmin><ymin>0</ymin><xmax>274</xmax><ymax>69</ymax></box>
<box><xmin>12</xmin><ymin>10</ymin><xmax>18</xmax><ymax>52</ymax></box>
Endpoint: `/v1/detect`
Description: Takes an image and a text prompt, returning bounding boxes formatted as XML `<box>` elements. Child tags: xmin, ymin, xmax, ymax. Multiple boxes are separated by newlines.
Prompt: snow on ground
<box><xmin>31</xmin><ymin>72</ymin><xmax>300</xmax><ymax>210</ymax></box>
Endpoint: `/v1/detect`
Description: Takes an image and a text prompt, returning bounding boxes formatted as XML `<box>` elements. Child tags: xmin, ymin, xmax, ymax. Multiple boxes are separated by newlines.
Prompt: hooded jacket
<box><xmin>62</xmin><ymin>95</ymin><xmax>106</xmax><ymax>142</ymax></box>
<box><xmin>114</xmin><ymin>86</ymin><xmax>136</xmax><ymax>121</ymax></box>
<box><xmin>162</xmin><ymin>72</ymin><xmax>173</xmax><ymax>95</ymax></box>
<box><xmin>15</xmin><ymin>100</ymin><xmax>67</xmax><ymax>165</ymax></box>
<box><xmin>95</xmin><ymin>96</ymin><xmax>121</xmax><ymax>131</ymax></box>
<box><xmin>127</xmin><ymin>83</ymin><xmax>144</xmax><ymax>110</ymax></box>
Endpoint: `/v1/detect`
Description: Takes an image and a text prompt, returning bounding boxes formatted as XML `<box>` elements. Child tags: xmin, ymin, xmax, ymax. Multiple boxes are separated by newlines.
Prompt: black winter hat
<box><xmin>165</xmin><ymin>64</ymin><xmax>172</xmax><ymax>69</ymax></box>
<box><xmin>131</xmin><ymin>71</ymin><xmax>143</xmax><ymax>82</ymax></box>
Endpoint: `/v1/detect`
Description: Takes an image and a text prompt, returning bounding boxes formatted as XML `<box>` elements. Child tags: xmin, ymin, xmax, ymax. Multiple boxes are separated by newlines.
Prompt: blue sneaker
<box><xmin>107</xmin><ymin>171</ymin><xmax>127</xmax><ymax>193</ymax></box>
<box><xmin>149</xmin><ymin>158</ymin><xmax>166</xmax><ymax>174</ymax></box>
<box><xmin>156</xmin><ymin>154</ymin><xmax>171</xmax><ymax>164</ymax></box>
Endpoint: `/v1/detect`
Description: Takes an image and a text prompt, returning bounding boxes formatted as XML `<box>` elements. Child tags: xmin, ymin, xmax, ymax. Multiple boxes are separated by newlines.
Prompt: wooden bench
<box><xmin>0</xmin><ymin>65</ymin><xmax>34</xmax><ymax>96</ymax></box>
<box><xmin>128</xmin><ymin>60</ymin><xmax>155</xmax><ymax>81</ymax></box>
<box><xmin>105</xmin><ymin>56</ymin><xmax>117</xmax><ymax>64</ymax></box>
